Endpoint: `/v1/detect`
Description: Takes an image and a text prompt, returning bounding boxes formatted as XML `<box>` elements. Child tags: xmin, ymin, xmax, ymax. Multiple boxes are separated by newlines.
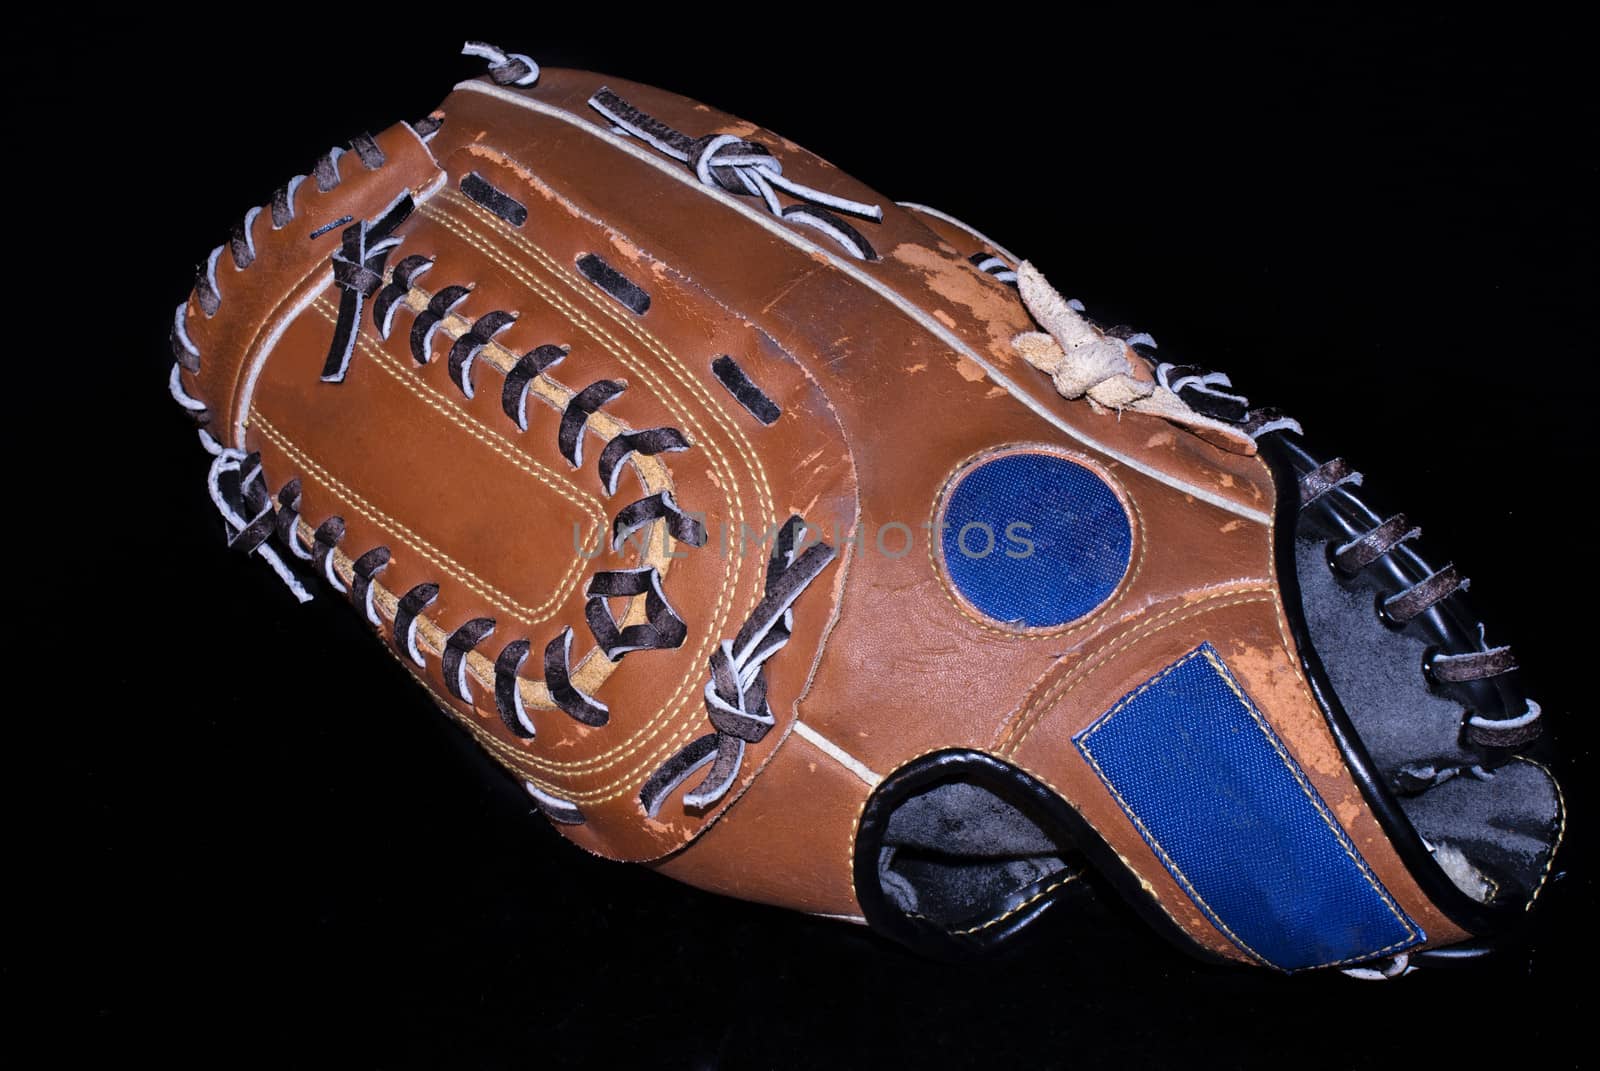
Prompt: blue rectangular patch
<box><xmin>1074</xmin><ymin>643</ymin><xmax>1422</xmax><ymax>971</ymax></box>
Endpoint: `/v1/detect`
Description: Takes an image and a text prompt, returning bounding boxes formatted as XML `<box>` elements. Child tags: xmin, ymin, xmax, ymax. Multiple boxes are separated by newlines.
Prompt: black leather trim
<box><xmin>1257</xmin><ymin>432</ymin><xmax>1518</xmax><ymax>935</ymax></box>
<box><xmin>852</xmin><ymin>749</ymin><xmax>1230</xmax><ymax>964</ymax></box>
<box><xmin>1411</xmin><ymin>939</ymin><xmax>1499</xmax><ymax>966</ymax></box>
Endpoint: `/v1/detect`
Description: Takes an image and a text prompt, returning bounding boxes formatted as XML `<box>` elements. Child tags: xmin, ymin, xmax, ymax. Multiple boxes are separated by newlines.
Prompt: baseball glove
<box><xmin>165</xmin><ymin>41</ymin><xmax>1563</xmax><ymax>976</ymax></box>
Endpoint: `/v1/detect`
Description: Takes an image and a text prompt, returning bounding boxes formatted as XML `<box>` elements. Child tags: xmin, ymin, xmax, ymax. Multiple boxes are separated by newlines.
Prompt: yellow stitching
<box><xmin>310</xmin><ymin>294</ymin><xmax>640</xmax><ymax>703</ymax></box>
<box><xmin>416</xmin><ymin>198</ymin><xmax>761</xmax><ymax>785</ymax></box>
<box><xmin>848</xmin><ymin>744</ymin><xmax>1210</xmax><ymax>954</ymax></box>
<box><xmin>255</xmin><ymin>416</ymin><xmax>573</xmax><ymax>625</ymax></box>
<box><xmin>385</xmin><ymin>641</ymin><xmax>628</xmax><ymax>802</ymax></box>
<box><xmin>1196</xmin><ymin>645</ymin><xmax>1416</xmax><ymax>951</ymax></box>
<box><xmin>412</xmin><ymin>235</ymin><xmax>738</xmax><ymax>783</ymax></box>
<box><xmin>234</xmin><ymin>261</ymin><xmax>561</xmax><ymax>711</ymax></box>
<box><xmin>410</xmin><ymin>666</ymin><xmax>714</xmax><ymax>814</ymax></box>
<box><xmin>1477</xmin><ymin>866</ymin><xmax>1502</xmax><ymax>905</ymax></box>
<box><xmin>925</xmin><ymin>443</ymin><xmax>1146</xmax><ymax>639</ymax></box>
<box><xmin>372</xmin><ymin>281</ymin><xmax>668</xmax><ymax>702</ymax></box>
<box><xmin>300</xmin><ymin>510</ymin><xmax>558</xmax><ymax>711</ymax></box>
<box><xmin>395</xmin><ymin>281</ymin><xmax>674</xmax><ymax>505</ymax></box>
<box><xmin>309</xmin><ymin>296</ymin><xmax>608</xmax><ymax>527</ymax></box>
<box><xmin>437</xmin><ymin>181</ymin><xmax>776</xmax><ymax>535</ymax></box>
<box><xmin>1514</xmin><ymin>756</ymin><xmax>1567</xmax><ymax>911</ymax></box>
<box><xmin>998</xmin><ymin>587</ymin><xmax>1275</xmax><ymax>755</ymax></box>
<box><xmin>370</xmin><ymin>205</ymin><xmax>735</xmax><ymax>778</ymax></box>
<box><xmin>999</xmin><ymin>589</ymin><xmax>1271</xmax><ymax>753</ymax></box>
<box><xmin>1076</xmin><ymin>644</ymin><xmax>1421</xmax><ymax>968</ymax></box>
<box><xmin>382</xmin><ymin>289</ymin><xmax>670</xmax><ymax>498</ymax></box>
<box><xmin>950</xmin><ymin>870</ymin><xmax>1083</xmax><ymax>936</ymax></box>
<box><xmin>428</xmin><ymin>196</ymin><xmax>758</xmax><ymax>602</ymax></box>
<box><xmin>273</xmin><ymin>439</ymin><xmax>580</xmax><ymax>717</ymax></box>
<box><xmin>1076</xmin><ymin>732</ymin><xmax>1273</xmax><ymax>966</ymax></box>
<box><xmin>1074</xmin><ymin>647</ymin><xmax>1275</xmax><ymax>967</ymax></box>
<box><xmin>429</xmin><ymin>192</ymin><xmax>778</xmax><ymax>580</ymax></box>
<box><xmin>1003</xmin><ymin>753</ymin><xmax>1222</xmax><ymax>953</ymax></box>
<box><xmin>435</xmin><ymin>676</ymin><xmax>704</xmax><ymax>805</ymax></box>
<box><xmin>421</xmin><ymin>205</ymin><xmax>745</xmax><ymax>529</ymax></box>
<box><xmin>275</xmin><ymin>177</ymin><xmax>803</xmax><ymax>801</ymax></box>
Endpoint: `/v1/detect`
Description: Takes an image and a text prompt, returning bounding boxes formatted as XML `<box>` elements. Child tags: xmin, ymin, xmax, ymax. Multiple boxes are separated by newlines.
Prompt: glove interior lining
<box><xmin>876</xmin><ymin>779</ymin><xmax>1077</xmax><ymax>931</ymax></box>
<box><xmin>1269</xmin><ymin>432</ymin><xmax>1563</xmax><ymax>917</ymax></box>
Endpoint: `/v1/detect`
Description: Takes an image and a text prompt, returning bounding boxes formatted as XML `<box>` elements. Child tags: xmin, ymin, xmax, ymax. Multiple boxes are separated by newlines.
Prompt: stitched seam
<box><xmin>315</xmin><ymin>286</ymin><xmax>673</xmax><ymax>723</ymax></box>
<box><xmin>399</xmin><ymin>202</ymin><xmax>733</xmax><ymax>778</ymax></box>
<box><xmin>311</xmin><ymin>513</ymin><xmax>557</xmax><ymax>710</ymax></box>
<box><xmin>418</xmin><ymin>198</ymin><xmax>761</xmax><ymax>783</ymax></box>
<box><xmin>925</xmin><ymin>443</ymin><xmax>1145</xmax><ymax>639</ymax></box>
<box><xmin>427</xmin><ymin>199</ymin><xmax>754</xmax><ymax>546</ymax></box>
<box><xmin>1515</xmin><ymin>756</ymin><xmax>1567</xmax><ymax>911</ymax></box>
<box><xmin>1192</xmin><ymin>647</ymin><xmax>1418</xmax><ymax>960</ymax></box>
<box><xmin>385</xmin><ymin>279</ymin><xmax>667</xmax><ymax>707</ymax></box>
<box><xmin>413</xmin><ymin>212</ymin><xmax>734</xmax><ymax>783</ymax></box>
<box><xmin>312</xmin><ymin>297</ymin><xmax>639</xmax><ymax>709</ymax></box>
<box><xmin>1076</xmin><ymin>732</ymin><xmax>1272</xmax><ymax>967</ymax></box>
<box><xmin>849</xmin><ymin>745</ymin><xmax>1209</xmax><ymax>954</ymax></box>
<box><xmin>998</xmin><ymin>587</ymin><xmax>1274</xmax><ymax>755</ymax></box>
<box><xmin>1076</xmin><ymin>645</ymin><xmax>1421</xmax><ymax>970</ymax></box>
<box><xmin>439</xmin><ymin>178</ymin><xmax>777</xmax><ymax>538</ymax></box>
<box><xmin>255</xmin><ymin>416</ymin><xmax>567</xmax><ymax>624</ymax></box>
<box><xmin>309</xmin><ymin>296</ymin><xmax>609</xmax><ymax>531</ymax></box>
<box><xmin>305</xmin><ymin>297</ymin><xmax>602</xmax><ymax>670</ymax></box>
<box><xmin>433</xmin><ymin>189</ymin><xmax>777</xmax><ymax>559</ymax></box>
<box><xmin>417</xmin><ymin>660</ymin><xmax>702</xmax><ymax>806</ymax></box>
<box><xmin>389</xmin><ymin>639</ymin><xmax>614</xmax><ymax>801</ymax></box>
<box><xmin>951</xmin><ymin>871</ymin><xmax>1082</xmax><ymax>936</ymax></box>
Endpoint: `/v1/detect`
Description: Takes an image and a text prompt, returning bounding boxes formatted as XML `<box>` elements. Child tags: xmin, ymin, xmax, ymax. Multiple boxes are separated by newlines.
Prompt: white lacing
<box><xmin>586</xmin><ymin>88</ymin><xmax>882</xmax><ymax>247</ymax></box>
<box><xmin>461</xmin><ymin>41</ymin><xmax>539</xmax><ymax>86</ymax></box>
<box><xmin>206</xmin><ymin>448</ymin><xmax>313</xmax><ymax>604</ymax></box>
<box><xmin>1341</xmin><ymin>952</ymin><xmax>1414</xmax><ymax>981</ymax></box>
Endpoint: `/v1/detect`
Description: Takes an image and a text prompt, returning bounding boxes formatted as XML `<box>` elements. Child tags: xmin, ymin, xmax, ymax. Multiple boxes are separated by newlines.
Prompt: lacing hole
<box><xmin>1420</xmin><ymin>645</ymin><xmax>1443</xmax><ymax>689</ymax></box>
<box><xmin>1325</xmin><ymin>540</ymin><xmax>1356</xmax><ymax>578</ymax></box>
<box><xmin>1374</xmin><ymin>592</ymin><xmax>1407</xmax><ymax>631</ymax></box>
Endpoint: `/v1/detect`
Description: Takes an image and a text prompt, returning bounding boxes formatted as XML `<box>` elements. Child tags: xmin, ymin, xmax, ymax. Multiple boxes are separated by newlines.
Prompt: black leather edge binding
<box><xmin>1256</xmin><ymin>431</ymin><xmax>1518</xmax><ymax>936</ymax></box>
<box><xmin>852</xmin><ymin>749</ymin><xmax>1230</xmax><ymax>964</ymax></box>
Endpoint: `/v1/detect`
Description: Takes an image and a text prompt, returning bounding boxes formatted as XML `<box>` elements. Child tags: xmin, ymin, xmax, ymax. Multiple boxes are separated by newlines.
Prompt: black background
<box><xmin>62</xmin><ymin>11</ymin><xmax>1593</xmax><ymax>1067</ymax></box>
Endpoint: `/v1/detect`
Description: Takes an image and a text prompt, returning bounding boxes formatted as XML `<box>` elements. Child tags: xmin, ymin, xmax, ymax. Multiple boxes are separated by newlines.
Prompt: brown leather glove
<box><xmin>166</xmin><ymin>41</ymin><xmax>1563</xmax><ymax>976</ymax></box>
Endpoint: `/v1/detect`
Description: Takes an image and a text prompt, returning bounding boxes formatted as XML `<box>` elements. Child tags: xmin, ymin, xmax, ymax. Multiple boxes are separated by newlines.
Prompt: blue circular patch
<box><xmin>940</xmin><ymin>452</ymin><xmax>1132</xmax><ymax>628</ymax></box>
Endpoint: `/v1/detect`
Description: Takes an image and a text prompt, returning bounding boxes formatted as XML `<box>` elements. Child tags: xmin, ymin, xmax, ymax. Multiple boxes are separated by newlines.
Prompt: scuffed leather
<box><xmin>172</xmin><ymin>66</ymin><xmax>1472</xmax><ymax>964</ymax></box>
